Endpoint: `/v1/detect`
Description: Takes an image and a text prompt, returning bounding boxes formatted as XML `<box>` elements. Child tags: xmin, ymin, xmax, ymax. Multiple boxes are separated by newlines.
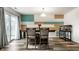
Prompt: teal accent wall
<box><xmin>21</xmin><ymin>15</ymin><xmax>34</xmax><ymax>22</ymax></box>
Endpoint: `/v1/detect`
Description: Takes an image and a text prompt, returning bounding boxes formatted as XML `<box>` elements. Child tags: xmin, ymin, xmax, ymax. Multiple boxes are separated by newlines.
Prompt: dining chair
<box><xmin>40</xmin><ymin>28</ymin><xmax>49</xmax><ymax>49</ymax></box>
<box><xmin>26</xmin><ymin>28</ymin><xmax>36</xmax><ymax>48</ymax></box>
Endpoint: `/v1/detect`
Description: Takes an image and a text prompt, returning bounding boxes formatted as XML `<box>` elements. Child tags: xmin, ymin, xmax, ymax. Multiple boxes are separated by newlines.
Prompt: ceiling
<box><xmin>11</xmin><ymin>7</ymin><xmax>76</xmax><ymax>15</ymax></box>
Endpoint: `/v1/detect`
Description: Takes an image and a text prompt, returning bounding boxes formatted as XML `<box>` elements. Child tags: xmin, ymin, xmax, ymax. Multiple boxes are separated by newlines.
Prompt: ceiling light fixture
<box><xmin>40</xmin><ymin>8</ymin><xmax>46</xmax><ymax>17</ymax></box>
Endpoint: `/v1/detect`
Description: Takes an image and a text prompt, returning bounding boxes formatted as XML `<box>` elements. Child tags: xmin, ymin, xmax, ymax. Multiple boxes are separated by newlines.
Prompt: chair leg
<box><xmin>26</xmin><ymin>37</ymin><xmax>28</xmax><ymax>49</ymax></box>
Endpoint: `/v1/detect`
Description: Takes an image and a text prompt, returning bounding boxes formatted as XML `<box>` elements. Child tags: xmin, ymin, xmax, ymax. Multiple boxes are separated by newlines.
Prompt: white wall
<box><xmin>64</xmin><ymin>8</ymin><xmax>79</xmax><ymax>43</ymax></box>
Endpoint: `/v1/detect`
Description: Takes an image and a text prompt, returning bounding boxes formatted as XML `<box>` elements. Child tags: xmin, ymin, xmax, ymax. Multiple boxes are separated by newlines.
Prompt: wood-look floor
<box><xmin>0</xmin><ymin>37</ymin><xmax>79</xmax><ymax>51</ymax></box>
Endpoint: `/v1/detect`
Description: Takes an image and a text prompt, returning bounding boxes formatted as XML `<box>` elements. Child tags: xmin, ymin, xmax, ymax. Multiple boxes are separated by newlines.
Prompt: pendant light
<box><xmin>40</xmin><ymin>8</ymin><xmax>46</xmax><ymax>17</ymax></box>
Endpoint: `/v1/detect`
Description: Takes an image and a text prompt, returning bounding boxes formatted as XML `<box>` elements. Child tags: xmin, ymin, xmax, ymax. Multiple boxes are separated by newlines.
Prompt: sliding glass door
<box><xmin>5</xmin><ymin>12</ymin><xmax>20</xmax><ymax>42</ymax></box>
<box><xmin>5</xmin><ymin>13</ymin><xmax>11</xmax><ymax>42</ymax></box>
<box><xmin>11</xmin><ymin>15</ymin><xmax>20</xmax><ymax>40</ymax></box>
